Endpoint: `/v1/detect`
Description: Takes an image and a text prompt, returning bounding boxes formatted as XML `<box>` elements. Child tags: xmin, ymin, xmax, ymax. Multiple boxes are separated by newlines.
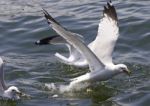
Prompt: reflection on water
<box><xmin>0</xmin><ymin>0</ymin><xmax>150</xmax><ymax>106</ymax></box>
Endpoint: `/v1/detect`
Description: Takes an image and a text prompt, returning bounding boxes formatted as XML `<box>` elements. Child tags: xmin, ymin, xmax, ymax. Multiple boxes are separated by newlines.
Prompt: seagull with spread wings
<box><xmin>38</xmin><ymin>1</ymin><xmax>131</xmax><ymax>89</ymax></box>
<box><xmin>0</xmin><ymin>57</ymin><xmax>23</xmax><ymax>100</ymax></box>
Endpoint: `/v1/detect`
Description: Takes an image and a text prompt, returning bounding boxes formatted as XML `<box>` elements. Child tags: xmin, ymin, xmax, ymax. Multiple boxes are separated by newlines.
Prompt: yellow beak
<box><xmin>124</xmin><ymin>69</ymin><xmax>131</xmax><ymax>76</ymax></box>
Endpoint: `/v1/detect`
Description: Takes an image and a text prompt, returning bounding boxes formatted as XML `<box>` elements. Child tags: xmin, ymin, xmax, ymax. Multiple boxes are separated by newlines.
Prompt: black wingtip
<box><xmin>42</xmin><ymin>8</ymin><xmax>60</xmax><ymax>25</ymax></box>
<box><xmin>104</xmin><ymin>6</ymin><xmax>107</xmax><ymax>10</ymax></box>
<box><xmin>107</xmin><ymin>2</ymin><xmax>111</xmax><ymax>7</ymax></box>
<box><xmin>42</xmin><ymin>8</ymin><xmax>47</xmax><ymax>13</ymax></box>
<box><xmin>42</xmin><ymin>8</ymin><xmax>50</xmax><ymax>19</ymax></box>
<box><xmin>35</xmin><ymin>35</ymin><xmax>59</xmax><ymax>45</ymax></box>
<box><xmin>103</xmin><ymin>1</ymin><xmax>118</xmax><ymax>21</ymax></box>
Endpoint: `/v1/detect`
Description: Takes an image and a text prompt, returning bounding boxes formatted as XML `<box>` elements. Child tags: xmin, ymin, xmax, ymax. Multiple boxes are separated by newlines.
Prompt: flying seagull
<box><xmin>39</xmin><ymin>1</ymin><xmax>131</xmax><ymax>89</ymax></box>
<box><xmin>0</xmin><ymin>57</ymin><xmax>23</xmax><ymax>100</ymax></box>
<box><xmin>36</xmin><ymin>1</ymin><xmax>122</xmax><ymax>69</ymax></box>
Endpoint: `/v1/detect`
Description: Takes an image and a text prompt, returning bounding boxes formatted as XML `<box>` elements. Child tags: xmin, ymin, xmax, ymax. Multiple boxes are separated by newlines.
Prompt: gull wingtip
<box><xmin>103</xmin><ymin>1</ymin><xmax>118</xmax><ymax>21</ymax></box>
<box><xmin>42</xmin><ymin>8</ymin><xmax>48</xmax><ymax>15</ymax></box>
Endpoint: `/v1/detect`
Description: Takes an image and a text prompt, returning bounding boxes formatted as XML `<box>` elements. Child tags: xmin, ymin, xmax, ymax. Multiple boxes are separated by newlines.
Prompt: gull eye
<box><xmin>120</xmin><ymin>67</ymin><xmax>126</xmax><ymax>71</ymax></box>
<box><xmin>12</xmin><ymin>89</ymin><xmax>16</xmax><ymax>92</ymax></box>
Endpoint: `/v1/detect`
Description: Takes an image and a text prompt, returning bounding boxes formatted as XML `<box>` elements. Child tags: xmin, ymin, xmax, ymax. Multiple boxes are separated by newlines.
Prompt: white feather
<box><xmin>90</xmin><ymin>13</ymin><xmax>119</xmax><ymax>66</ymax></box>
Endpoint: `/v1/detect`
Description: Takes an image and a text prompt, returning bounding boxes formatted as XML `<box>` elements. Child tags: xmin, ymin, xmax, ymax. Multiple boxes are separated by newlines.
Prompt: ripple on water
<box><xmin>0</xmin><ymin>0</ymin><xmax>150</xmax><ymax>106</ymax></box>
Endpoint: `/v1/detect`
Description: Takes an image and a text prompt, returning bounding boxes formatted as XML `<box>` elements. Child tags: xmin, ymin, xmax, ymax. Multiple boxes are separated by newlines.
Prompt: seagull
<box><xmin>0</xmin><ymin>57</ymin><xmax>23</xmax><ymax>100</ymax></box>
<box><xmin>39</xmin><ymin>1</ymin><xmax>131</xmax><ymax>89</ymax></box>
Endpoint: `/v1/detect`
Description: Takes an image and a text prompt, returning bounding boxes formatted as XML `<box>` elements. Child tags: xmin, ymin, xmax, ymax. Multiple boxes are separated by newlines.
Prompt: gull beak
<box><xmin>16</xmin><ymin>91</ymin><xmax>31</xmax><ymax>99</ymax></box>
<box><xmin>16</xmin><ymin>91</ymin><xmax>23</xmax><ymax>97</ymax></box>
<box><xmin>123</xmin><ymin>69</ymin><xmax>131</xmax><ymax>76</ymax></box>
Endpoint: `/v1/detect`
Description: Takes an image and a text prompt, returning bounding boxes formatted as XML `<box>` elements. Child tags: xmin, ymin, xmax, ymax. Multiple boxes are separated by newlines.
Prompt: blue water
<box><xmin>0</xmin><ymin>0</ymin><xmax>150</xmax><ymax>106</ymax></box>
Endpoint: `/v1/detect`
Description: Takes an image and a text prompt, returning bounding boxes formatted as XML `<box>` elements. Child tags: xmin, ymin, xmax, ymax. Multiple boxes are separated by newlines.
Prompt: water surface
<box><xmin>0</xmin><ymin>0</ymin><xmax>150</xmax><ymax>106</ymax></box>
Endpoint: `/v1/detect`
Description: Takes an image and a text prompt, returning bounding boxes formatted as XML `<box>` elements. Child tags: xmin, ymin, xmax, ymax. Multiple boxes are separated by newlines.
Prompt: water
<box><xmin>0</xmin><ymin>0</ymin><xmax>150</xmax><ymax>106</ymax></box>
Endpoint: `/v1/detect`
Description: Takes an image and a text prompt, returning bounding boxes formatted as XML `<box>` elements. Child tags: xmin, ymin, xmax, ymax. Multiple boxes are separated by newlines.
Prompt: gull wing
<box><xmin>36</xmin><ymin>35</ymin><xmax>85</xmax><ymax>65</ymax></box>
<box><xmin>43</xmin><ymin>9</ymin><xmax>104</xmax><ymax>72</ymax></box>
<box><xmin>36</xmin><ymin>33</ymin><xmax>83</xmax><ymax>45</ymax></box>
<box><xmin>90</xmin><ymin>1</ymin><xmax>119</xmax><ymax>65</ymax></box>
<box><xmin>54</xmin><ymin>44</ymin><xmax>83</xmax><ymax>65</ymax></box>
<box><xmin>0</xmin><ymin>58</ymin><xmax>7</xmax><ymax>91</ymax></box>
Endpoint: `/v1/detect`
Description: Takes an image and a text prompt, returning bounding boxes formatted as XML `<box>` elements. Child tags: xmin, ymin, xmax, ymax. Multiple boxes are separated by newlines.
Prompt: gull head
<box><xmin>115</xmin><ymin>64</ymin><xmax>131</xmax><ymax>76</ymax></box>
<box><xmin>4</xmin><ymin>86</ymin><xmax>22</xmax><ymax>100</ymax></box>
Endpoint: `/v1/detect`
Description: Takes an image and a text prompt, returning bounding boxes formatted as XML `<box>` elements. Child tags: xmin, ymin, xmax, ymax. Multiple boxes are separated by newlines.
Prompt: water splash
<box><xmin>45</xmin><ymin>81</ymin><xmax>91</xmax><ymax>93</ymax></box>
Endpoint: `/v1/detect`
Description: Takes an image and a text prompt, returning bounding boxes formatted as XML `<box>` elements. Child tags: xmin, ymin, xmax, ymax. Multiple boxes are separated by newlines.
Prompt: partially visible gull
<box><xmin>0</xmin><ymin>57</ymin><xmax>23</xmax><ymax>100</ymax></box>
<box><xmin>39</xmin><ymin>1</ymin><xmax>131</xmax><ymax>89</ymax></box>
